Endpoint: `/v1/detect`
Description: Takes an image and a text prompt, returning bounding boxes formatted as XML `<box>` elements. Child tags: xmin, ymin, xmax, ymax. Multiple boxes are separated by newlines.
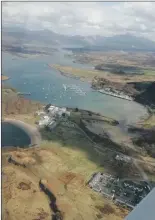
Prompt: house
<box><xmin>48</xmin><ymin>105</ymin><xmax>70</xmax><ymax>118</ymax></box>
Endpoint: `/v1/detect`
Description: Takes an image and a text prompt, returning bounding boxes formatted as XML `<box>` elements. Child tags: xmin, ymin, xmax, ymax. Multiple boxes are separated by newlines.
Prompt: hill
<box><xmin>2</xmin><ymin>85</ymin><xmax>42</xmax><ymax>118</ymax></box>
<box><xmin>135</xmin><ymin>82</ymin><xmax>155</xmax><ymax>106</ymax></box>
<box><xmin>64</xmin><ymin>34</ymin><xmax>155</xmax><ymax>52</ymax></box>
<box><xmin>2</xmin><ymin>85</ymin><xmax>130</xmax><ymax>220</ymax></box>
<box><xmin>2</xmin><ymin>27</ymin><xmax>155</xmax><ymax>52</ymax></box>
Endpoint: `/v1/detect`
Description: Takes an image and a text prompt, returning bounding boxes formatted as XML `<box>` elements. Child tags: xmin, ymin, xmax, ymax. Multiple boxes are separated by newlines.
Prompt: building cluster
<box><xmin>36</xmin><ymin>104</ymin><xmax>70</xmax><ymax>130</ymax></box>
<box><xmin>88</xmin><ymin>172</ymin><xmax>151</xmax><ymax>209</ymax></box>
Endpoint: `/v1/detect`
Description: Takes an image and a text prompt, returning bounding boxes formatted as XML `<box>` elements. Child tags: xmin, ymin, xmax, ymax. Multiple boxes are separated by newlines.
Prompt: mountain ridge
<box><xmin>2</xmin><ymin>26</ymin><xmax>155</xmax><ymax>52</ymax></box>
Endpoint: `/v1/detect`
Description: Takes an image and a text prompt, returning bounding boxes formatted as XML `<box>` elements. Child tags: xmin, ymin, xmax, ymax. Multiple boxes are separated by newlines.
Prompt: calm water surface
<box><xmin>2</xmin><ymin>49</ymin><xmax>148</xmax><ymax>125</ymax></box>
<box><xmin>2</xmin><ymin>122</ymin><xmax>31</xmax><ymax>147</ymax></box>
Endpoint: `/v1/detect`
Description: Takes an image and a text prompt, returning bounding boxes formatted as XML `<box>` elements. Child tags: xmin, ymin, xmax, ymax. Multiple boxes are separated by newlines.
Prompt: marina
<box><xmin>2</xmin><ymin>51</ymin><xmax>147</xmax><ymax>124</ymax></box>
<box><xmin>62</xmin><ymin>83</ymin><xmax>86</xmax><ymax>96</ymax></box>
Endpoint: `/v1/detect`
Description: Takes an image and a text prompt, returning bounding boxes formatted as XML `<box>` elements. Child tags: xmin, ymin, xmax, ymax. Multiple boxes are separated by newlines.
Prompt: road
<box><xmin>72</xmin><ymin>121</ymin><xmax>155</xmax><ymax>181</ymax></box>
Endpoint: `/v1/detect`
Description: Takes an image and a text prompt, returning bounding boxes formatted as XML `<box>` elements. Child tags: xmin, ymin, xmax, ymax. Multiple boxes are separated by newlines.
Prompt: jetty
<box><xmin>17</xmin><ymin>92</ymin><xmax>31</xmax><ymax>96</ymax></box>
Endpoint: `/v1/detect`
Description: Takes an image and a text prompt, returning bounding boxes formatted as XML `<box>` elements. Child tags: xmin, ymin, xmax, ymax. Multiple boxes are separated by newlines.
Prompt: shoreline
<box><xmin>2</xmin><ymin>74</ymin><xmax>150</xmax><ymax>128</ymax></box>
<box><xmin>48</xmin><ymin>64</ymin><xmax>92</xmax><ymax>82</ymax></box>
<box><xmin>2</xmin><ymin>75</ymin><xmax>9</xmax><ymax>81</ymax></box>
<box><xmin>49</xmin><ymin>64</ymin><xmax>155</xmax><ymax>83</ymax></box>
<box><xmin>2</xmin><ymin>118</ymin><xmax>41</xmax><ymax>147</ymax></box>
<box><xmin>48</xmin><ymin>64</ymin><xmax>155</xmax><ymax>107</ymax></box>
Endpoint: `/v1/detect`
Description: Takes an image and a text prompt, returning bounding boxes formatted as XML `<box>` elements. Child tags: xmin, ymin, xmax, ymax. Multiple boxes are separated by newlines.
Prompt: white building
<box><xmin>38</xmin><ymin>115</ymin><xmax>50</xmax><ymax>128</ymax></box>
<box><xmin>48</xmin><ymin>105</ymin><xmax>70</xmax><ymax>118</ymax></box>
<box><xmin>38</xmin><ymin>104</ymin><xmax>70</xmax><ymax>130</ymax></box>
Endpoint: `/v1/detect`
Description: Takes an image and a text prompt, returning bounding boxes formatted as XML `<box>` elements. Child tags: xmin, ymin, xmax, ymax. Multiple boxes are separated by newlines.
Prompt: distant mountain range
<box><xmin>2</xmin><ymin>26</ymin><xmax>155</xmax><ymax>52</ymax></box>
<box><xmin>77</xmin><ymin>34</ymin><xmax>155</xmax><ymax>52</ymax></box>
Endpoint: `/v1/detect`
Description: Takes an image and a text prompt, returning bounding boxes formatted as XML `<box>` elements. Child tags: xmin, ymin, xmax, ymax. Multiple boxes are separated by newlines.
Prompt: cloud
<box><xmin>2</xmin><ymin>2</ymin><xmax>155</xmax><ymax>39</ymax></box>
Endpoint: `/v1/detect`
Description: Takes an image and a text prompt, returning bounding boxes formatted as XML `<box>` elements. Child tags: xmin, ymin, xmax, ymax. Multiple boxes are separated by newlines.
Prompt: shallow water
<box><xmin>2</xmin><ymin>49</ymin><xmax>148</xmax><ymax>124</ymax></box>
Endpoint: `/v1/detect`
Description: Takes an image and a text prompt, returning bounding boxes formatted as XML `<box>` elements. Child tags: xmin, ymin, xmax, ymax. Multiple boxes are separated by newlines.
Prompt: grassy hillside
<box><xmin>2</xmin><ymin>142</ymin><xmax>129</xmax><ymax>220</ymax></box>
<box><xmin>135</xmin><ymin>82</ymin><xmax>155</xmax><ymax>106</ymax></box>
<box><xmin>2</xmin><ymin>85</ymin><xmax>42</xmax><ymax>117</ymax></box>
<box><xmin>2</xmin><ymin>86</ymin><xmax>129</xmax><ymax>219</ymax></box>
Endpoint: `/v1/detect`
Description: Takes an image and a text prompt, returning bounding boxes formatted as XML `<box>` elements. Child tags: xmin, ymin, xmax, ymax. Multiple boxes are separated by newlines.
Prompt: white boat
<box><xmin>63</xmin><ymin>84</ymin><xmax>67</xmax><ymax>91</ymax></box>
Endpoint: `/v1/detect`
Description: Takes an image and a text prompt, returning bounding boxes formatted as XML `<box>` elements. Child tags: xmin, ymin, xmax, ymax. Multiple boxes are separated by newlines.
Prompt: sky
<box><xmin>2</xmin><ymin>2</ymin><xmax>155</xmax><ymax>40</ymax></box>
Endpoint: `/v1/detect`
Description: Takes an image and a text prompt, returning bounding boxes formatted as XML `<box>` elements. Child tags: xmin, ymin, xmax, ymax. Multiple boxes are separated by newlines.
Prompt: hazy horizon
<box><xmin>2</xmin><ymin>2</ymin><xmax>155</xmax><ymax>41</ymax></box>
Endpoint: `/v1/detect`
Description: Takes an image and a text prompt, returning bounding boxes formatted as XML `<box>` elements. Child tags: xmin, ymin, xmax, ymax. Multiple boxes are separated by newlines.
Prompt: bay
<box><xmin>2</xmin><ymin>49</ymin><xmax>148</xmax><ymax>125</ymax></box>
<box><xmin>2</xmin><ymin>122</ymin><xmax>31</xmax><ymax>147</ymax></box>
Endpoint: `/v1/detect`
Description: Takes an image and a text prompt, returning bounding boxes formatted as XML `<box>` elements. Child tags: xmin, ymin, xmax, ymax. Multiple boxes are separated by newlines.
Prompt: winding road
<box><xmin>71</xmin><ymin>120</ymin><xmax>155</xmax><ymax>182</ymax></box>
